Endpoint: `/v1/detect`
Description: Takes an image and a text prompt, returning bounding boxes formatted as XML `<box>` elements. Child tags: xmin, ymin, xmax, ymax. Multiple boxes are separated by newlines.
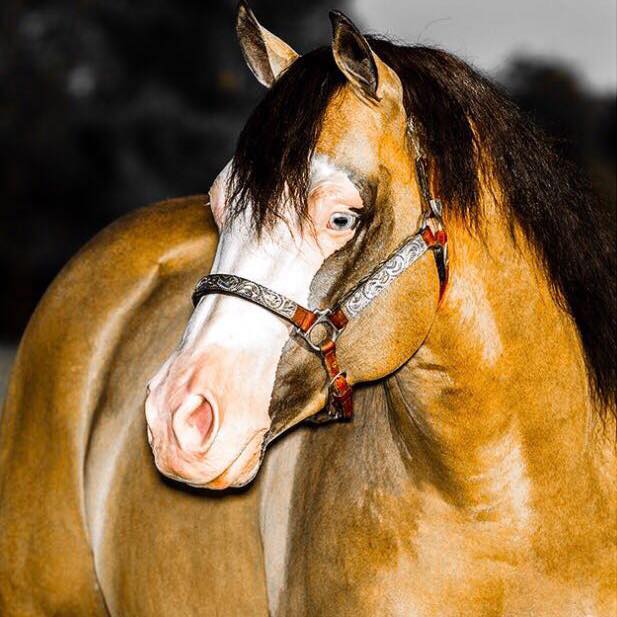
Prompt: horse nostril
<box><xmin>172</xmin><ymin>394</ymin><xmax>216</xmax><ymax>453</ymax></box>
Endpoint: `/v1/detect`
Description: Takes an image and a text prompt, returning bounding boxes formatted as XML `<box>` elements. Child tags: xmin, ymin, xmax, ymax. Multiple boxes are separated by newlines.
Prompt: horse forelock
<box><xmin>227</xmin><ymin>47</ymin><xmax>345</xmax><ymax>234</ymax></box>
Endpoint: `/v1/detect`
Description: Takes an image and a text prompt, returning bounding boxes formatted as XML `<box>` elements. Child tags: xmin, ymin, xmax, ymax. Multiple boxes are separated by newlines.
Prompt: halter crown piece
<box><xmin>192</xmin><ymin>118</ymin><xmax>449</xmax><ymax>423</ymax></box>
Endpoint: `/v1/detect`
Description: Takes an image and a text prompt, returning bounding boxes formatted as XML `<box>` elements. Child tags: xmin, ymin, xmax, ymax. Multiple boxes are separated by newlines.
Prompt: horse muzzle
<box><xmin>144</xmin><ymin>356</ymin><xmax>270</xmax><ymax>490</ymax></box>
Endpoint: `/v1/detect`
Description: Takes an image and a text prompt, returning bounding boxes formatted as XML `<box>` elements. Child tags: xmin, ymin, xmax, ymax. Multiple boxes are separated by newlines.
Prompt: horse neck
<box><xmin>383</xmin><ymin>208</ymin><xmax>610</xmax><ymax>515</ymax></box>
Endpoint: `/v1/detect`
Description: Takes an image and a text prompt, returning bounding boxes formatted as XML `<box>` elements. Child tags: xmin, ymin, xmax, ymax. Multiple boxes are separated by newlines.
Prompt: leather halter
<box><xmin>192</xmin><ymin>134</ymin><xmax>448</xmax><ymax>423</ymax></box>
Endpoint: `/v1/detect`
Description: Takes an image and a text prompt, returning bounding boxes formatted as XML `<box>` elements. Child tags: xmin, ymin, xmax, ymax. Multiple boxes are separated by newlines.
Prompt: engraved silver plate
<box><xmin>193</xmin><ymin>232</ymin><xmax>431</xmax><ymax>326</ymax></box>
<box><xmin>341</xmin><ymin>233</ymin><xmax>429</xmax><ymax>318</ymax></box>
<box><xmin>193</xmin><ymin>274</ymin><xmax>298</xmax><ymax>320</ymax></box>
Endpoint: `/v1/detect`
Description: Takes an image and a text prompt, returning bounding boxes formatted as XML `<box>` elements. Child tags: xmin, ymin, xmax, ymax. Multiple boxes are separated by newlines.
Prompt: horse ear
<box><xmin>329</xmin><ymin>10</ymin><xmax>399</xmax><ymax>103</ymax></box>
<box><xmin>236</xmin><ymin>1</ymin><xmax>299</xmax><ymax>88</ymax></box>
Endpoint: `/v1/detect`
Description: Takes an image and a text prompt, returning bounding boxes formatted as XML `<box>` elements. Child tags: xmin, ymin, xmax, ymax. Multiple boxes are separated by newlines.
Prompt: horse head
<box><xmin>145</xmin><ymin>5</ymin><xmax>444</xmax><ymax>489</ymax></box>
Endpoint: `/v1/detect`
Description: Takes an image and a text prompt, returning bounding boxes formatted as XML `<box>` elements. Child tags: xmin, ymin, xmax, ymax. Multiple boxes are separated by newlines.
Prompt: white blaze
<box><xmin>151</xmin><ymin>155</ymin><xmax>363</xmax><ymax>488</ymax></box>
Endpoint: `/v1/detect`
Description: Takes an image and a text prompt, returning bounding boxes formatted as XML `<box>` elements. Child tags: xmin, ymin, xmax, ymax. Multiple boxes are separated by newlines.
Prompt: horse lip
<box><xmin>205</xmin><ymin>429</ymin><xmax>266</xmax><ymax>488</ymax></box>
<box><xmin>163</xmin><ymin>428</ymin><xmax>267</xmax><ymax>490</ymax></box>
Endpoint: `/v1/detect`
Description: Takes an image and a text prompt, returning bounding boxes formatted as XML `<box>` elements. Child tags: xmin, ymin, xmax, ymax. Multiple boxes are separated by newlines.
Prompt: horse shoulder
<box><xmin>0</xmin><ymin>196</ymin><xmax>220</xmax><ymax>615</ymax></box>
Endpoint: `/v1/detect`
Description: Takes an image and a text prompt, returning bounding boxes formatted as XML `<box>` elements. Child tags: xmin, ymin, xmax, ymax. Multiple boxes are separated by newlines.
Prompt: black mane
<box><xmin>229</xmin><ymin>40</ymin><xmax>616</xmax><ymax>413</ymax></box>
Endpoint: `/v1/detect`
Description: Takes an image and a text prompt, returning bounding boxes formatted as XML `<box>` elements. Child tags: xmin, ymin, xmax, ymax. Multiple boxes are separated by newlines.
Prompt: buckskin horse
<box><xmin>1</xmin><ymin>5</ymin><xmax>615</xmax><ymax>616</ymax></box>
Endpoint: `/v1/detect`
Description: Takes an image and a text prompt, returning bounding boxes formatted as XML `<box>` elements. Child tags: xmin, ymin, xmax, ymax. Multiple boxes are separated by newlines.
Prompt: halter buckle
<box><xmin>296</xmin><ymin>308</ymin><xmax>343</xmax><ymax>352</ymax></box>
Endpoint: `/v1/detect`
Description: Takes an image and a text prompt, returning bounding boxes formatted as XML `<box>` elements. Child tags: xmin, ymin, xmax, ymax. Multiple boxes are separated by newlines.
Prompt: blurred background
<box><xmin>0</xmin><ymin>0</ymin><xmax>615</xmax><ymax>372</ymax></box>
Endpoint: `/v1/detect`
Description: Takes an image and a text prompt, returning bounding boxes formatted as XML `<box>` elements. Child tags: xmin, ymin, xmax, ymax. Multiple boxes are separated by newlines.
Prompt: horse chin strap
<box><xmin>192</xmin><ymin>128</ymin><xmax>448</xmax><ymax>424</ymax></box>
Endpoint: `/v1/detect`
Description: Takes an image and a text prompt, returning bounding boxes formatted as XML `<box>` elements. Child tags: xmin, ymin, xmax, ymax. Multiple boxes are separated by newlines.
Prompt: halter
<box><xmin>192</xmin><ymin>125</ymin><xmax>449</xmax><ymax>423</ymax></box>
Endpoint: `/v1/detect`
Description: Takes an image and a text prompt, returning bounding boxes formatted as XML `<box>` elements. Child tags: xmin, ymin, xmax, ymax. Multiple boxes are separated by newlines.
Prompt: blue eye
<box><xmin>328</xmin><ymin>212</ymin><xmax>359</xmax><ymax>231</ymax></box>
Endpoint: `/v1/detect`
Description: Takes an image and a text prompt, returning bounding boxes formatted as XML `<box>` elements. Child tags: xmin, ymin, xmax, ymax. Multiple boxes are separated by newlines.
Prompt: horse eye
<box><xmin>327</xmin><ymin>212</ymin><xmax>359</xmax><ymax>232</ymax></box>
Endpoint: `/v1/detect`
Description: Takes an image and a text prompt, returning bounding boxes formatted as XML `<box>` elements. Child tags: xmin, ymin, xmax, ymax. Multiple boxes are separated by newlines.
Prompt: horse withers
<box><xmin>1</xmin><ymin>4</ymin><xmax>615</xmax><ymax>616</ymax></box>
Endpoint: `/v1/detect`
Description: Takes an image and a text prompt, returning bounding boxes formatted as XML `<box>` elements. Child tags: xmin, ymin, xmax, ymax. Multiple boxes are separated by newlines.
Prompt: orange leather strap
<box><xmin>319</xmin><ymin>339</ymin><xmax>353</xmax><ymax>419</ymax></box>
<box><xmin>421</xmin><ymin>226</ymin><xmax>449</xmax><ymax>300</ymax></box>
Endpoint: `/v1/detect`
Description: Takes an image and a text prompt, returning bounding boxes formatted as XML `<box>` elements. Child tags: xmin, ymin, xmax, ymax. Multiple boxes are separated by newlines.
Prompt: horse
<box><xmin>1</xmin><ymin>4</ymin><xmax>615</xmax><ymax>615</ymax></box>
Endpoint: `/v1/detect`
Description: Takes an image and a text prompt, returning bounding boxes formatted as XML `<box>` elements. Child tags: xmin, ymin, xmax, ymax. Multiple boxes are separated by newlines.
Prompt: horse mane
<box><xmin>228</xmin><ymin>40</ymin><xmax>617</xmax><ymax>415</ymax></box>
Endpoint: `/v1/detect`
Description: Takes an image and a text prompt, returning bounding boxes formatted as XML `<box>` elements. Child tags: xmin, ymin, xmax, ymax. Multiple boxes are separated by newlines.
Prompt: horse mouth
<box><xmin>204</xmin><ymin>430</ymin><xmax>266</xmax><ymax>489</ymax></box>
<box><xmin>157</xmin><ymin>429</ymin><xmax>266</xmax><ymax>491</ymax></box>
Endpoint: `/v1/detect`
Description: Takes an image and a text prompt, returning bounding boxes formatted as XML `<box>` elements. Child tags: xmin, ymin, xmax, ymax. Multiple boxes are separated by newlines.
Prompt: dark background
<box><xmin>1</xmin><ymin>0</ymin><xmax>615</xmax><ymax>343</ymax></box>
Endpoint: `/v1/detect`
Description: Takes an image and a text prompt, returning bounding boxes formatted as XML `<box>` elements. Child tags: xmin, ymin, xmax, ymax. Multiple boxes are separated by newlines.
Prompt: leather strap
<box><xmin>192</xmin><ymin>274</ymin><xmax>303</xmax><ymax>324</ymax></box>
<box><xmin>410</xmin><ymin>119</ymin><xmax>449</xmax><ymax>300</ymax></box>
<box><xmin>338</xmin><ymin>232</ymin><xmax>431</xmax><ymax>319</ymax></box>
<box><xmin>320</xmin><ymin>339</ymin><xmax>353</xmax><ymax>419</ymax></box>
<box><xmin>421</xmin><ymin>225</ymin><xmax>449</xmax><ymax>299</ymax></box>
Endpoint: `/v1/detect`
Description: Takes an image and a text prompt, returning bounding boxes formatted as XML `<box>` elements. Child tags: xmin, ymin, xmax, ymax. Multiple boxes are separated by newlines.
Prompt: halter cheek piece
<box><xmin>192</xmin><ymin>131</ymin><xmax>449</xmax><ymax>423</ymax></box>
